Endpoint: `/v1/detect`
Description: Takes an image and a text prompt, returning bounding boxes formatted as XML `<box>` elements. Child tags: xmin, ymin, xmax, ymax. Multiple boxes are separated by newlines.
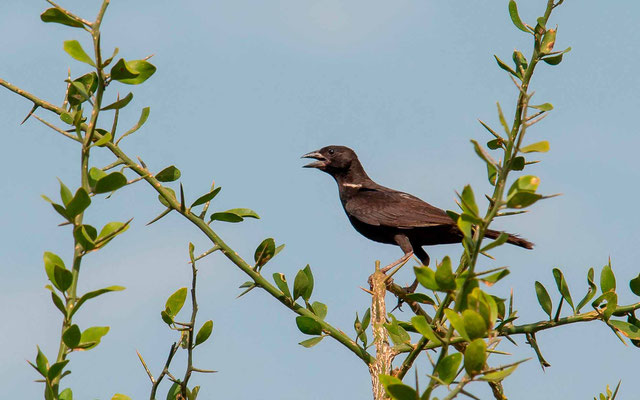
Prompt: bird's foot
<box><xmin>392</xmin><ymin>279</ymin><xmax>419</xmax><ymax>312</ymax></box>
<box><xmin>380</xmin><ymin>252</ymin><xmax>414</xmax><ymax>274</ymax></box>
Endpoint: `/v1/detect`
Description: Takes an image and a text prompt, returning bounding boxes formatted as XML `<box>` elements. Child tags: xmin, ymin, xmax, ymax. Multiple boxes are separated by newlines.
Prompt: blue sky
<box><xmin>1</xmin><ymin>1</ymin><xmax>640</xmax><ymax>399</ymax></box>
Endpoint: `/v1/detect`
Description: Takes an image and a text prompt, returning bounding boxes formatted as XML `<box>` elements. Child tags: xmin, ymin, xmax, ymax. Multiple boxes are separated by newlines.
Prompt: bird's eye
<box><xmin>328</xmin><ymin>148</ymin><xmax>335</xmax><ymax>155</ymax></box>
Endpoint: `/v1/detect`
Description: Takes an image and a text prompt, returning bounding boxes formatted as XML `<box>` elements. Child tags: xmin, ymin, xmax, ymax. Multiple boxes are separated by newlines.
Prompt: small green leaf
<box><xmin>54</xmin><ymin>265</ymin><xmax>73</xmax><ymax>292</ymax></box>
<box><xmin>534</xmin><ymin>281</ymin><xmax>553</xmax><ymax>319</ymax></box>
<box><xmin>110</xmin><ymin>58</ymin><xmax>139</xmax><ymax>81</ymax></box>
<box><xmin>405</xmin><ymin>293</ymin><xmax>435</xmax><ymax>305</ymax></box>
<box><xmin>436</xmin><ymin>353</ymin><xmax>463</xmax><ymax>384</ymax></box>
<box><xmin>414</xmin><ymin>266</ymin><xmax>439</xmax><ymax>291</ymax></box>
<box><xmin>93</xmin><ymin>130</ymin><xmax>112</xmax><ymax>147</ymax></box>
<box><xmin>209</xmin><ymin>212</ymin><xmax>243</xmax><ymax>223</ymax></box>
<box><xmin>190</xmin><ymin>187</ymin><xmax>221</xmax><ymax>208</ymax></box>
<box><xmin>464</xmin><ymin>338</ymin><xmax>487</xmax><ymax>376</ymax></box>
<box><xmin>592</xmin><ymin>292</ymin><xmax>617</xmax><ymax>321</ymax></box>
<box><xmin>480</xmin><ymin>269</ymin><xmax>510</xmax><ymax>286</ymax></box>
<box><xmin>302</xmin><ymin>265</ymin><xmax>314</xmax><ymax>301</ymax></box>
<box><xmin>227</xmin><ymin>208</ymin><xmax>260</xmax><ymax>219</ymax></box>
<box><xmin>630</xmin><ymin>274</ymin><xmax>640</xmax><ymax>296</ymax></box>
<box><xmin>444</xmin><ymin>309</ymin><xmax>470</xmax><ymax>342</ymax></box>
<box><xmin>165</xmin><ymin>287</ymin><xmax>188</xmax><ymax>316</ymax></box>
<box><xmin>576</xmin><ymin>268</ymin><xmax>597</xmax><ymax>313</ymax></box>
<box><xmin>59</xmin><ymin>388</ymin><xmax>73</xmax><ymax>400</ymax></box>
<box><xmin>508</xmin><ymin>175</ymin><xmax>540</xmax><ymax>196</ymax></box>
<box><xmin>462</xmin><ymin>309</ymin><xmax>488</xmax><ymax>340</ymax></box>
<box><xmin>471</xmin><ymin>140</ymin><xmax>498</xmax><ymax>168</ymax></box>
<box><xmin>161</xmin><ymin>310</ymin><xmax>174</xmax><ymax>325</ymax></box>
<box><xmin>254</xmin><ymin>238</ymin><xmax>276</xmax><ymax>268</ymax></box>
<box><xmin>156</xmin><ymin>166</ymin><xmax>181</xmax><ymax>182</ymax></box>
<box><xmin>293</xmin><ymin>269</ymin><xmax>310</xmax><ymax>301</ymax></box>
<box><xmin>273</xmin><ymin>273</ymin><xmax>292</xmax><ymax>299</ymax></box>
<box><xmin>487</xmin><ymin>162</ymin><xmax>498</xmax><ymax>186</ymax></box>
<box><xmin>195</xmin><ymin>320</ymin><xmax>213</xmax><ymax>346</ymax></box>
<box><xmin>111</xmin><ymin>395</ymin><xmax>132</xmax><ymax>400</ymax></box>
<box><xmin>158</xmin><ymin>187</ymin><xmax>177</xmax><ymax>208</ymax></box>
<box><xmin>44</xmin><ymin>252</ymin><xmax>66</xmax><ymax>290</ymax></box>
<box><xmin>116</xmin><ymin>60</ymin><xmax>157</xmax><ymax>85</ymax></box>
<box><xmin>480</xmin><ymin>365</ymin><xmax>519</xmax><ymax>382</ymax></box>
<box><xmin>41</xmin><ymin>8</ymin><xmax>84</xmax><ymax>28</ymax></box>
<box><xmin>600</xmin><ymin>261</ymin><xmax>616</xmax><ymax>293</ymax></box>
<box><xmin>50</xmin><ymin>292</ymin><xmax>67</xmax><ymax>317</ymax></box>
<box><xmin>58</xmin><ymin>178</ymin><xmax>72</xmax><ymax>206</ymax></box>
<box><xmin>609</xmin><ymin>320</ymin><xmax>640</xmax><ymax>340</ymax></box>
<box><xmin>89</xmin><ymin>167</ymin><xmax>107</xmax><ymax>188</ymax></box>
<box><xmin>63</xmin><ymin>40</ymin><xmax>96</xmax><ymax>67</ymax></box>
<box><xmin>460</xmin><ymin>185</ymin><xmax>480</xmax><ymax>217</ymax></box>
<box><xmin>94</xmin><ymin>172</ymin><xmax>127</xmax><ymax>194</ymax></box>
<box><xmin>435</xmin><ymin>256</ymin><xmax>456</xmax><ymax>290</ymax></box>
<box><xmin>530</xmin><ymin>103</ymin><xmax>554</xmax><ymax>111</ymax></box>
<box><xmin>72</xmin><ymin>286</ymin><xmax>125</xmax><ymax>317</ymax></box>
<box><xmin>508</xmin><ymin>0</ymin><xmax>530</xmax><ymax>33</ymax></box>
<box><xmin>101</xmin><ymin>92</ymin><xmax>133</xmax><ymax>110</ymax></box>
<box><xmin>47</xmin><ymin>360</ymin><xmax>69</xmax><ymax>381</ymax></box>
<box><xmin>62</xmin><ymin>325</ymin><xmax>81</xmax><ymax>348</ymax></box>
<box><xmin>299</xmin><ymin>336</ymin><xmax>323</xmax><ymax>348</ymax></box>
<box><xmin>295</xmin><ymin>316</ymin><xmax>323</xmax><ymax>335</ymax></box>
<box><xmin>512</xmin><ymin>156</ymin><xmax>525</xmax><ymax>171</ymax></box>
<box><xmin>311</xmin><ymin>302</ymin><xmax>328</xmax><ymax>320</ymax></box>
<box><xmin>542</xmin><ymin>47</ymin><xmax>572</xmax><ymax>66</ymax></box>
<box><xmin>166</xmin><ymin>383</ymin><xmax>180</xmax><ymax>400</ymax></box>
<box><xmin>117</xmin><ymin>107</ymin><xmax>150</xmax><ymax>144</ymax></box>
<box><xmin>506</xmin><ymin>191</ymin><xmax>542</xmax><ymax>209</ymax></box>
<box><xmin>386</xmin><ymin>383</ymin><xmax>417</xmax><ymax>400</ymax></box>
<box><xmin>520</xmin><ymin>141</ymin><xmax>550</xmax><ymax>153</ymax></box>
<box><xmin>79</xmin><ymin>326</ymin><xmax>110</xmax><ymax>349</ymax></box>
<box><xmin>494</xmin><ymin>55</ymin><xmax>519</xmax><ymax>78</ymax></box>
<box><xmin>35</xmin><ymin>346</ymin><xmax>49</xmax><ymax>377</ymax></box>
<box><xmin>74</xmin><ymin>224</ymin><xmax>97</xmax><ymax>251</ymax></box>
<box><xmin>65</xmin><ymin>187</ymin><xmax>91</xmax><ymax>218</ymax></box>
<box><xmin>411</xmin><ymin>316</ymin><xmax>442</xmax><ymax>345</ymax></box>
<box><xmin>97</xmin><ymin>221</ymin><xmax>130</xmax><ymax>242</ymax></box>
<box><xmin>553</xmin><ymin>268</ymin><xmax>575</xmax><ymax>312</ymax></box>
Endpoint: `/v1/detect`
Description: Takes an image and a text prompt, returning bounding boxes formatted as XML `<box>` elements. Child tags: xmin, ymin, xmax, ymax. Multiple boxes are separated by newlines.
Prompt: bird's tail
<box><xmin>484</xmin><ymin>229</ymin><xmax>534</xmax><ymax>249</ymax></box>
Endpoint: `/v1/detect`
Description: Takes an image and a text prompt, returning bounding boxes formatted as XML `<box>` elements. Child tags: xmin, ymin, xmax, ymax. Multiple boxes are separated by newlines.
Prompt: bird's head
<box><xmin>301</xmin><ymin>145</ymin><xmax>359</xmax><ymax>174</ymax></box>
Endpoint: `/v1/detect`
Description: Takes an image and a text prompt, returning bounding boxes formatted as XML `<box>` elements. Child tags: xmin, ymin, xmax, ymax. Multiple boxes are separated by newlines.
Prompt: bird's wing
<box><xmin>344</xmin><ymin>187</ymin><xmax>454</xmax><ymax>229</ymax></box>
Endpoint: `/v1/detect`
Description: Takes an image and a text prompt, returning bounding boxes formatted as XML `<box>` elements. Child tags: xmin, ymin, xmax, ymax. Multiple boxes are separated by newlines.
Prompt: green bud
<box><xmin>512</xmin><ymin>50</ymin><xmax>528</xmax><ymax>76</ymax></box>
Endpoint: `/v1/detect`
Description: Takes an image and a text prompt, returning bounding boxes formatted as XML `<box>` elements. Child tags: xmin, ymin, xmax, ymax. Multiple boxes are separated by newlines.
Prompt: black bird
<box><xmin>302</xmin><ymin>145</ymin><xmax>533</xmax><ymax>267</ymax></box>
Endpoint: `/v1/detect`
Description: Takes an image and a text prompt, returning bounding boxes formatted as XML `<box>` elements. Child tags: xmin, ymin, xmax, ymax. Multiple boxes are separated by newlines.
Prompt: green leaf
<box><xmin>311</xmin><ymin>302</ymin><xmax>328</xmax><ymax>320</ymax></box>
<box><xmin>47</xmin><ymin>360</ymin><xmax>69</xmax><ymax>381</ymax></box>
<box><xmin>530</xmin><ymin>103</ymin><xmax>554</xmax><ymax>111</ymax></box>
<box><xmin>436</xmin><ymin>353</ymin><xmax>462</xmax><ymax>384</ymax></box>
<box><xmin>190</xmin><ymin>187</ymin><xmax>221</xmax><ymax>208</ymax></box>
<box><xmin>414</xmin><ymin>266</ymin><xmax>439</xmax><ymax>291</ymax></box>
<box><xmin>592</xmin><ymin>292</ymin><xmax>617</xmax><ymax>321</ymax></box>
<box><xmin>62</xmin><ymin>325</ymin><xmax>81</xmax><ymax>348</ymax></box>
<box><xmin>506</xmin><ymin>191</ymin><xmax>542</xmax><ymax>209</ymax></box>
<box><xmin>508</xmin><ymin>0</ymin><xmax>530</xmax><ymax>33</ymax></box>
<box><xmin>93</xmin><ymin>130</ymin><xmax>112</xmax><ymax>147</ymax></box>
<box><xmin>59</xmin><ymin>388</ymin><xmax>73</xmax><ymax>400</ymax></box>
<box><xmin>116</xmin><ymin>60</ymin><xmax>157</xmax><ymax>85</ymax></box>
<box><xmin>553</xmin><ymin>268</ymin><xmax>575</xmax><ymax>312</ymax></box>
<box><xmin>63</xmin><ymin>40</ymin><xmax>96</xmax><ymax>67</ymax></box>
<box><xmin>101</xmin><ymin>93</ymin><xmax>133</xmax><ymax>110</ymax></box>
<box><xmin>405</xmin><ymin>293</ymin><xmax>435</xmax><ymax>305</ymax></box>
<box><xmin>481</xmin><ymin>233</ymin><xmax>509</xmax><ymax>253</ymax></box>
<box><xmin>35</xmin><ymin>346</ymin><xmax>49</xmax><ymax>377</ymax></box>
<box><xmin>158</xmin><ymin>187</ymin><xmax>177</xmax><ymax>208</ymax></box>
<box><xmin>444</xmin><ymin>309</ymin><xmax>470</xmax><ymax>342</ymax></box>
<box><xmin>295</xmin><ymin>316</ymin><xmax>323</xmax><ymax>335</ymax></box>
<box><xmin>273</xmin><ymin>273</ymin><xmax>292</xmax><ymax>299</ymax></box>
<box><xmin>542</xmin><ymin>47</ymin><xmax>572</xmax><ymax>65</ymax></box>
<box><xmin>293</xmin><ymin>269</ymin><xmax>310</xmax><ymax>301</ymax></box>
<box><xmin>161</xmin><ymin>310</ymin><xmax>174</xmax><ymax>325</ymax></box>
<box><xmin>630</xmin><ymin>274</ymin><xmax>640</xmax><ymax>296</ymax></box>
<box><xmin>79</xmin><ymin>326</ymin><xmax>110</xmax><ymax>349</ymax></box>
<box><xmin>464</xmin><ymin>338</ymin><xmax>487</xmax><ymax>376</ymax></box>
<box><xmin>72</xmin><ymin>286</ymin><xmax>125</xmax><ymax>317</ymax></box>
<box><xmin>576</xmin><ymin>268</ymin><xmax>597</xmax><ymax>313</ymax></box>
<box><xmin>299</xmin><ymin>336</ymin><xmax>323</xmax><ymax>348</ymax></box>
<box><xmin>471</xmin><ymin>140</ymin><xmax>498</xmax><ymax>168</ymax></box>
<box><xmin>110</xmin><ymin>58</ymin><xmax>139</xmax><ymax>81</ymax></box>
<box><xmin>74</xmin><ymin>224</ymin><xmax>97</xmax><ymax>251</ymax></box>
<box><xmin>494</xmin><ymin>55</ymin><xmax>519</xmax><ymax>78</ymax></box>
<box><xmin>600</xmin><ymin>261</ymin><xmax>616</xmax><ymax>293</ymax></box>
<box><xmin>117</xmin><ymin>107</ymin><xmax>150</xmax><ymax>144</ymax></box>
<box><xmin>89</xmin><ymin>167</ymin><xmax>107</xmax><ymax>188</ymax></box>
<box><xmin>226</xmin><ymin>208</ymin><xmax>260</xmax><ymax>219</ymax></box>
<box><xmin>520</xmin><ymin>141</ymin><xmax>550</xmax><ymax>153</ymax></box>
<box><xmin>209</xmin><ymin>212</ymin><xmax>244</xmax><ymax>223</ymax></box>
<box><xmin>41</xmin><ymin>8</ymin><xmax>84</xmax><ymax>28</ymax></box>
<box><xmin>460</xmin><ymin>185</ymin><xmax>480</xmax><ymax>217</ymax></box>
<box><xmin>386</xmin><ymin>383</ymin><xmax>417</xmax><ymax>400</ymax></box>
<box><xmin>479</xmin><ymin>365</ymin><xmax>519</xmax><ymax>382</ymax></box>
<box><xmin>54</xmin><ymin>265</ymin><xmax>73</xmax><ymax>292</ymax></box>
<box><xmin>435</xmin><ymin>256</ymin><xmax>456</xmax><ymax>290</ymax></box>
<box><xmin>487</xmin><ymin>162</ymin><xmax>497</xmax><ymax>186</ymax></box>
<box><xmin>111</xmin><ymin>395</ymin><xmax>132</xmax><ymax>400</ymax></box>
<box><xmin>302</xmin><ymin>265</ymin><xmax>314</xmax><ymax>301</ymax></box>
<box><xmin>94</xmin><ymin>172</ymin><xmax>127</xmax><ymax>194</ymax></box>
<box><xmin>508</xmin><ymin>175</ymin><xmax>540</xmax><ymax>196</ymax></box>
<box><xmin>609</xmin><ymin>320</ymin><xmax>640</xmax><ymax>340</ymax></box>
<box><xmin>512</xmin><ymin>156</ymin><xmax>525</xmax><ymax>171</ymax></box>
<box><xmin>195</xmin><ymin>320</ymin><xmax>213</xmax><ymax>346</ymax></box>
<box><xmin>97</xmin><ymin>221</ymin><xmax>130</xmax><ymax>242</ymax></box>
<box><xmin>58</xmin><ymin>178</ymin><xmax>73</xmax><ymax>206</ymax></box>
<box><xmin>43</xmin><ymin>252</ymin><xmax>66</xmax><ymax>290</ymax></box>
<box><xmin>165</xmin><ymin>287</ymin><xmax>188</xmax><ymax>316</ymax></box>
<box><xmin>65</xmin><ymin>187</ymin><xmax>91</xmax><ymax>218</ymax></box>
<box><xmin>462</xmin><ymin>309</ymin><xmax>488</xmax><ymax>340</ymax></box>
<box><xmin>50</xmin><ymin>292</ymin><xmax>67</xmax><ymax>317</ymax></box>
<box><xmin>534</xmin><ymin>281</ymin><xmax>553</xmax><ymax>319</ymax></box>
<box><xmin>411</xmin><ymin>316</ymin><xmax>442</xmax><ymax>345</ymax></box>
<box><xmin>254</xmin><ymin>238</ymin><xmax>276</xmax><ymax>268</ymax></box>
<box><xmin>166</xmin><ymin>383</ymin><xmax>180</xmax><ymax>400</ymax></box>
<box><xmin>156</xmin><ymin>166</ymin><xmax>181</xmax><ymax>182</ymax></box>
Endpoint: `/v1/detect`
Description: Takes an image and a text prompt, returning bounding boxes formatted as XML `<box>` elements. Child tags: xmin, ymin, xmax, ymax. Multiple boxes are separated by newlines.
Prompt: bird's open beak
<box><xmin>301</xmin><ymin>151</ymin><xmax>327</xmax><ymax>169</ymax></box>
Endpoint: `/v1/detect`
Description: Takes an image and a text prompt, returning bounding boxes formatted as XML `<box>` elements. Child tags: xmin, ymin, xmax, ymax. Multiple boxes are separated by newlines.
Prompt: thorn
<box><xmin>21</xmin><ymin>104</ymin><xmax>38</xmax><ymax>125</ymax></box>
<box><xmin>359</xmin><ymin>286</ymin><xmax>374</xmax><ymax>295</ymax></box>
<box><xmin>137</xmin><ymin>156</ymin><xmax>147</xmax><ymax>169</ymax></box>
<box><xmin>147</xmin><ymin>208</ymin><xmax>172</xmax><ymax>226</ymax></box>
<box><xmin>179</xmin><ymin>183</ymin><xmax>186</xmax><ymax>212</ymax></box>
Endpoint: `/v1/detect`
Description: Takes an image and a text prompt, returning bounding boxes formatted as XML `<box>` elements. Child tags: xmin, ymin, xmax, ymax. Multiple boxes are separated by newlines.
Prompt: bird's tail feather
<box><xmin>484</xmin><ymin>229</ymin><xmax>534</xmax><ymax>249</ymax></box>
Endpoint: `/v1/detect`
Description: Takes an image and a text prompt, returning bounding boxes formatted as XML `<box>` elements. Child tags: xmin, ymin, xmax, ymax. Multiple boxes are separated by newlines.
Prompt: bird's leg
<box><xmin>410</xmin><ymin>242</ymin><xmax>430</xmax><ymax>266</ymax></box>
